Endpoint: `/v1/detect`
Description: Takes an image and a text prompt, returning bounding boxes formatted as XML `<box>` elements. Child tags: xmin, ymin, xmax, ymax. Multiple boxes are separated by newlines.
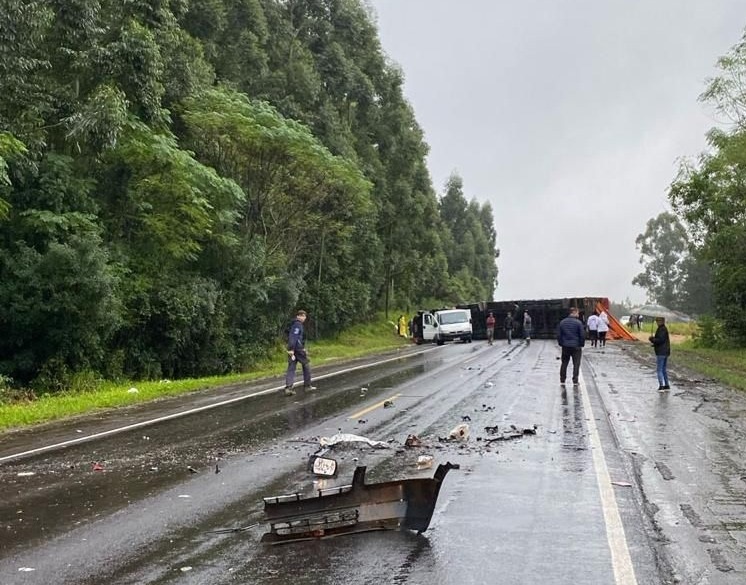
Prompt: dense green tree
<box><xmin>632</xmin><ymin>212</ymin><xmax>689</xmax><ymax>309</ymax></box>
<box><xmin>0</xmin><ymin>0</ymin><xmax>500</xmax><ymax>388</ymax></box>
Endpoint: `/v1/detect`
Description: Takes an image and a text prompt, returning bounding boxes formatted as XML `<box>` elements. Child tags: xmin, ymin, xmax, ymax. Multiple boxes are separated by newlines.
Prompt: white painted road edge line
<box><xmin>0</xmin><ymin>347</ymin><xmax>439</xmax><ymax>465</ymax></box>
<box><xmin>578</xmin><ymin>374</ymin><xmax>639</xmax><ymax>585</ymax></box>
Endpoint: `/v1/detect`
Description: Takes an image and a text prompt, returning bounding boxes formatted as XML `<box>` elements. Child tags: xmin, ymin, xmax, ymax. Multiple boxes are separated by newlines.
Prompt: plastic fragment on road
<box><xmin>416</xmin><ymin>455</ymin><xmax>434</xmax><ymax>469</ymax></box>
<box><xmin>404</xmin><ymin>434</ymin><xmax>423</xmax><ymax>448</ymax></box>
<box><xmin>18</xmin><ymin>567</ymin><xmax>35</xmax><ymax>572</ymax></box>
<box><xmin>178</xmin><ymin>494</ymin><xmax>191</xmax><ymax>498</ymax></box>
<box><xmin>261</xmin><ymin>462</ymin><xmax>460</xmax><ymax>544</ymax></box>
<box><xmin>448</xmin><ymin>423</ymin><xmax>470</xmax><ymax>441</ymax></box>
<box><xmin>92</xmin><ymin>462</ymin><xmax>104</xmax><ymax>472</ymax></box>
<box><xmin>611</xmin><ymin>481</ymin><xmax>632</xmax><ymax>487</ymax></box>
<box><xmin>16</xmin><ymin>471</ymin><xmax>35</xmax><ymax>477</ymax></box>
<box><xmin>318</xmin><ymin>433</ymin><xmax>389</xmax><ymax>449</ymax></box>
<box><xmin>383</xmin><ymin>400</ymin><xmax>394</xmax><ymax>408</ymax></box>
<box><xmin>180</xmin><ymin>566</ymin><xmax>192</xmax><ymax>572</ymax></box>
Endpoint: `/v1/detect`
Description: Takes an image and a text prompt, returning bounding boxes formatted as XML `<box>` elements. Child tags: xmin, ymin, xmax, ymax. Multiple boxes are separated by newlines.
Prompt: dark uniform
<box><xmin>285</xmin><ymin>318</ymin><xmax>313</xmax><ymax>391</ymax></box>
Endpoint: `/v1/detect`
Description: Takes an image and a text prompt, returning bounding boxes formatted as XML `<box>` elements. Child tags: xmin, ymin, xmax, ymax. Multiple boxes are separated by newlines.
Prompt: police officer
<box><xmin>284</xmin><ymin>310</ymin><xmax>316</xmax><ymax>396</ymax></box>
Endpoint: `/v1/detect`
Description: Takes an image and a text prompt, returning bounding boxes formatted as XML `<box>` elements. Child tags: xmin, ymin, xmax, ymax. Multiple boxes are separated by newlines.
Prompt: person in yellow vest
<box><xmin>398</xmin><ymin>314</ymin><xmax>408</xmax><ymax>337</ymax></box>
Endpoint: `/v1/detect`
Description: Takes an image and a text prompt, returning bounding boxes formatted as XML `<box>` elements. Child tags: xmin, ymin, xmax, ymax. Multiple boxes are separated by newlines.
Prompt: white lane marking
<box><xmin>0</xmin><ymin>347</ymin><xmax>438</xmax><ymax>464</ymax></box>
<box><xmin>578</xmin><ymin>374</ymin><xmax>638</xmax><ymax>585</ymax></box>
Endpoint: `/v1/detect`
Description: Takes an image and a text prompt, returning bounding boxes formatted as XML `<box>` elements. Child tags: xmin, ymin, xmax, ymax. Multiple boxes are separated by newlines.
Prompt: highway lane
<box><xmin>3</xmin><ymin>339</ymin><xmax>742</xmax><ymax>584</ymax></box>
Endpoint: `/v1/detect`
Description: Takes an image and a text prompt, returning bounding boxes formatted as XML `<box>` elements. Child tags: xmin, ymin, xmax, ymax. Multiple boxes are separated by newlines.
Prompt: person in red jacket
<box><xmin>486</xmin><ymin>312</ymin><xmax>496</xmax><ymax>345</ymax></box>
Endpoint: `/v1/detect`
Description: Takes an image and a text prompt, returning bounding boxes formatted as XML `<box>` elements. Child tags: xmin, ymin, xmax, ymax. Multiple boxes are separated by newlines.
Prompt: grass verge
<box><xmin>673</xmin><ymin>344</ymin><xmax>746</xmax><ymax>392</ymax></box>
<box><xmin>0</xmin><ymin>316</ymin><xmax>410</xmax><ymax>432</ymax></box>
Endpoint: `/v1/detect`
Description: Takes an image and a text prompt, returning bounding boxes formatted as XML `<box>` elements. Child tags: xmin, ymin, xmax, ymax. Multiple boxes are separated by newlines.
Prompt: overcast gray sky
<box><xmin>369</xmin><ymin>0</ymin><xmax>745</xmax><ymax>304</ymax></box>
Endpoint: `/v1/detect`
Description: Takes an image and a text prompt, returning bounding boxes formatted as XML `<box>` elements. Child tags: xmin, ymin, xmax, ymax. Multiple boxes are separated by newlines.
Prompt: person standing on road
<box><xmin>486</xmin><ymin>312</ymin><xmax>496</xmax><ymax>345</ymax></box>
<box><xmin>596</xmin><ymin>310</ymin><xmax>609</xmax><ymax>348</ymax></box>
<box><xmin>587</xmin><ymin>311</ymin><xmax>599</xmax><ymax>348</ymax></box>
<box><xmin>557</xmin><ymin>307</ymin><xmax>585</xmax><ymax>386</ymax></box>
<box><xmin>284</xmin><ymin>310</ymin><xmax>316</xmax><ymax>396</ymax></box>
<box><xmin>649</xmin><ymin>316</ymin><xmax>671</xmax><ymax>392</ymax></box>
<box><xmin>398</xmin><ymin>314</ymin><xmax>408</xmax><ymax>337</ymax></box>
<box><xmin>504</xmin><ymin>312</ymin><xmax>514</xmax><ymax>344</ymax></box>
<box><xmin>523</xmin><ymin>311</ymin><xmax>532</xmax><ymax>344</ymax></box>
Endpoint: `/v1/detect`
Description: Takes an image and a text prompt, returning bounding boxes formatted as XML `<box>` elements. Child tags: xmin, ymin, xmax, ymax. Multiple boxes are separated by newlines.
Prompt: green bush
<box><xmin>691</xmin><ymin>315</ymin><xmax>727</xmax><ymax>348</ymax></box>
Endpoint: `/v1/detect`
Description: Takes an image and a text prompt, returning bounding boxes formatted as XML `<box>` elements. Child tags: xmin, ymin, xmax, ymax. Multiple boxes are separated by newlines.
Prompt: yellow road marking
<box><xmin>349</xmin><ymin>393</ymin><xmax>401</xmax><ymax>420</ymax></box>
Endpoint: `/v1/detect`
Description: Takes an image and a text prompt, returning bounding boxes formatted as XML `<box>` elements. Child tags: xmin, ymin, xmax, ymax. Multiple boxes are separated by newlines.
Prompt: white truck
<box><xmin>415</xmin><ymin>309</ymin><xmax>473</xmax><ymax>345</ymax></box>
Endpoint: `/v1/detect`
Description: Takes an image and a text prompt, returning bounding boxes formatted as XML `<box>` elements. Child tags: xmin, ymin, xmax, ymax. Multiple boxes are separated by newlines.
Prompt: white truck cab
<box><xmin>415</xmin><ymin>309</ymin><xmax>472</xmax><ymax>345</ymax></box>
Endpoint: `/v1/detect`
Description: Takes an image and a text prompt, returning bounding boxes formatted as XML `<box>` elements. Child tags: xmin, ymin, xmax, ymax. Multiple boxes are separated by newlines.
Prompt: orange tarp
<box><xmin>596</xmin><ymin>301</ymin><xmax>636</xmax><ymax>341</ymax></box>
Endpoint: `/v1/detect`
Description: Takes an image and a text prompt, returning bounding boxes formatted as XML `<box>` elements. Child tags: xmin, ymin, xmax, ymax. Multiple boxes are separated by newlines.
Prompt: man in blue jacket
<box><xmin>557</xmin><ymin>307</ymin><xmax>585</xmax><ymax>386</ymax></box>
<box><xmin>284</xmin><ymin>310</ymin><xmax>316</xmax><ymax>396</ymax></box>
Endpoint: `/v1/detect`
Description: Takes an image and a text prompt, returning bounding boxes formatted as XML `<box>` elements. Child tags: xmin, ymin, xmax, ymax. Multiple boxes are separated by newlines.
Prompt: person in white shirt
<box><xmin>586</xmin><ymin>312</ymin><xmax>600</xmax><ymax>348</ymax></box>
<box><xmin>597</xmin><ymin>310</ymin><xmax>610</xmax><ymax>347</ymax></box>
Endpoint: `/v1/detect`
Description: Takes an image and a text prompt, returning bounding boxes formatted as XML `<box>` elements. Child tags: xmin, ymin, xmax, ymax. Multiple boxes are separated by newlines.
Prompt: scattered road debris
<box><xmin>180</xmin><ymin>566</ymin><xmax>193</xmax><ymax>572</ymax></box>
<box><xmin>405</xmin><ymin>434</ymin><xmax>423</xmax><ymax>448</ymax></box>
<box><xmin>484</xmin><ymin>424</ymin><xmax>538</xmax><ymax>442</ymax></box>
<box><xmin>178</xmin><ymin>494</ymin><xmax>191</xmax><ymax>498</ymax></box>
<box><xmin>611</xmin><ymin>481</ymin><xmax>632</xmax><ymax>487</ymax></box>
<box><xmin>479</xmin><ymin>404</ymin><xmax>495</xmax><ymax>412</ymax></box>
<box><xmin>16</xmin><ymin>471</ymin><xmax>35</xmax><ymax>477</ymax></box>
<box><xmin>319</xmin><ymin>433</ymin><xmax>389</xmax><ymax>449</ymax></box>
<box><xmin>461</xmin><ymin>415</ymin><xmax>472</xmax><ymax>422</ymax></box>
<box><xmin>18</xmin><ymin>567</ymin><xmax>35</xmax><ymax>572</ymax></box>
<box><xmin>484</xmin><ymin>425</ymin><xmax>499</xmax><ymax>435</ymax></box>
<box><xmin>448</xmin><ymin>423</ymin><xmax>470</xmax><ymax>442</ymax></box>
<box><xmin>215</xmin><ymin>464</ymin><xmax>221</xmax><ymax>474</ymax></box>
<box><xmin>261</xmin><ymin>462</ymin><xmax>460</xmax><ymax>543</ymax></box>
<box><xmin>92</xmin><ymin>462</ymin><xmax>104</xmax><ymax>472</ymax></box>
<box><xmin>357</xmin><ymin>419</ymin><xmax>368</xmax><ymax>424</ymax></box>
<box><xmin>383</xmin><ymin>400</ymin><xmax>394</xmax><ymax>408</ymax></box>
<box><xmin>188</xmin><ymin>466</ymin><xmax>198</xmax><ymax>474</ymax></box>
<box><xmin>416</xmin><ymin>455</ymin><xmax>434</xmax><ymax>469</ymax></box>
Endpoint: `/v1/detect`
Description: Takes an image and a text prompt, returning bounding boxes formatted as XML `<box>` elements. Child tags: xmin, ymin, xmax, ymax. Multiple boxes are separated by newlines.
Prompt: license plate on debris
<box><xmin>311</xmin><ymin>456</ymin><xmax>338</xmax><ymax>477</ymax></box>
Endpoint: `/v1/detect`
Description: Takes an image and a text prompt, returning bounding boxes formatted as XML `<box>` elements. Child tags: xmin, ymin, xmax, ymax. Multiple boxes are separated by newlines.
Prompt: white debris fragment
<box><xmin>416</xmin><ymin>455</ymin><xmax>434</xmax><ymax>469</ymax></box>
<box><xmin>18</xmin><ymin>567</ymin><xmax>36</xmax><ymax>572</ymax></box>
<box><xmin>178</xmin><ymin>494</ymin><xmax>191</xmax><ymax>498</ymax></box>
<box><xmin>17</xmin><ymin>472</ymin><xmax>35</xmax><ymax>477</ymax></box>
<box><xmin>127</xmin><ymin>387</ymin><xmax>139</xmax><ymax>394</ymax></box>
<box><xmin>76</xmin><ymin>429</ymin><xmax>83</xmax><ymax>433</ymax></box>
<box><xmin>319</xmin><ymin>433</ymin><xmax>389</xmax><ymax>449</ymax></box>
<box><xmin>180</xmin><ymin>566</ymin><xmax>193</xmax><ymax>572</ymax></box>
<box><xmin>448</xmin><ymin>423</ymin><xmax>470</xmax><ymax>441</ymax></box>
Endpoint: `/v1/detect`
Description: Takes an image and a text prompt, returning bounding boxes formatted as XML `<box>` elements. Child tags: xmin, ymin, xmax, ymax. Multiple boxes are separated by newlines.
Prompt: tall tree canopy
<box><xmin>0</xmin><ymin>0</ymin><xmax>499</xmax><ymax>388</ymax></box>
<box><xmin>668</xmin><ymin>27</ymin><xmax>746</xmax><ymax>341</ymax></box>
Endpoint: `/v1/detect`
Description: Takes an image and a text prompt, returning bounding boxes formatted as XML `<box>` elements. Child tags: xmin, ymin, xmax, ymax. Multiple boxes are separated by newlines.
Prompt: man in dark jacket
<box><xmin>504</xmin><ymin>312</ymin><xmax>514</xmax><ymax>344</ymax></box>
<box><xmin>557</xmin><ymin>307</ymin><xmax>585</xmax><ymax>386</ymax></box>
<box><xmin>284</xmin><ymin>310</ymin><xmax>316</xmax><ymax>396</ymax></box>
<box><xmin>649</xmin><ymin>316</ymin><xmax>671</xmax><ymax>392</ymax></box>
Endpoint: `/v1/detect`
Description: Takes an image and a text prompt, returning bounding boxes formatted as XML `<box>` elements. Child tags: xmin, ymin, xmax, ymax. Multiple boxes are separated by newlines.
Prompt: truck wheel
<box><xmin>436</xmin><ymin>337</ymin><xmax>444</xmax><ymax>346</ymax></box>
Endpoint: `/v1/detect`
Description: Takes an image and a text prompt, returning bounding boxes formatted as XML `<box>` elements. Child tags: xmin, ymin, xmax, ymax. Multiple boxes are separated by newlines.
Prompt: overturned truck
<box><xmin>459</xmin><ymin>297</ymin><xmax>635</xmax><ymax>341</ymax></box>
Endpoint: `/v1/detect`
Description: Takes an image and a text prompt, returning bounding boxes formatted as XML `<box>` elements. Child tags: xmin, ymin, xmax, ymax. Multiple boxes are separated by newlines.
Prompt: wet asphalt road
<box><xmin>1</xmin><ymin>340</ymin><xmax>745</xmax><ymax>584</ymax></box>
